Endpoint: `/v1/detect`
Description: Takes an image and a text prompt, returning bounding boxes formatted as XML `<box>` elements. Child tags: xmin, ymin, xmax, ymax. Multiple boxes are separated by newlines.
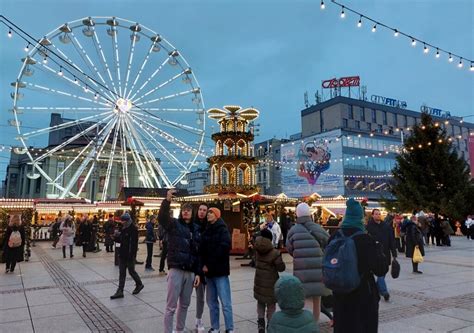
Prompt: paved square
<box><xmin>0</xmin><ymin>237</ymin><xmax>472</xmax><ymax>332</ymax></box>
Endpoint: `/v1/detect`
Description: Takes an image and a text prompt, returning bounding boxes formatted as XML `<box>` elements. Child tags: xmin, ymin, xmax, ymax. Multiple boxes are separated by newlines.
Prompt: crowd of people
<box><xmin>2</xmin><ymin>195</ymin><xmax>470</xmax><ymax>333</ymax></box>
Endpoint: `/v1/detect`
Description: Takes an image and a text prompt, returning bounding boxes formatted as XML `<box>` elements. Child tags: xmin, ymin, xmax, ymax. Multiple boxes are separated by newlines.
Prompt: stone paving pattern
<box><xmin>0</xmin><ymin>237</ymin><xmax>472</xmax><ymax>332</ymax></box>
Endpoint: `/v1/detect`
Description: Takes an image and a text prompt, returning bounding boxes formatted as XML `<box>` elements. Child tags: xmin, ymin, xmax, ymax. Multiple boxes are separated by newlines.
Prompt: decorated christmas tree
<box><xmin>391</xmin><ymin>112</ymin><xmax>474</xmax><ymax>220</ymax></box>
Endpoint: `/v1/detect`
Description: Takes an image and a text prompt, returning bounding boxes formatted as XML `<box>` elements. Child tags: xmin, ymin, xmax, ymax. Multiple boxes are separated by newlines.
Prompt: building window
<box><xmin>371</xmin><ymin>109</ymin><xmax>377</xmax><ymax>123</ymax></box>
<box><xmin>343</xmin><ymin>119</ymin><xmax>348</xmax><ymax>128</ymax></box>
<box><xmin>383</xmin><ymin>111</ymin><xmax>387</xmax><ymax>125</ymax></box>
<box><xmin>367</xmin><ymin>123</ymin><xmax>372</xmax><ymax>131</ymax></box>
<box><xmin>355</xmin><ymin>120</ymin><xmax>360</xmax><ymax>129</ymax></box>
<box><xmin>348</xmin><ymin>105</ymin><xmax>354</xmax><ymax>119</ymax></box>
<box><xmin>377</xmin><ymin>124</ymin><xmax>383</xmax><ymax>133</ymax></box>
<box><xmin>360</xmin><ymin>107</ymin><xmax>365</xmax><ymax>121</ymax></box>
<box><xmin>393</xmin><ymin>113</ymin><xmax>398</xmax><ymax>127</ymax></box>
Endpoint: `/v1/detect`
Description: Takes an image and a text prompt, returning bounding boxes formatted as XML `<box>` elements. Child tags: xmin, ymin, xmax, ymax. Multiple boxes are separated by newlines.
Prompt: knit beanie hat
<box><xmin>121</xmin><ymin>212</ymin><xmax>131</xmax><ymax>221</ymax></box>
<box><xmin>341</xmin><ymin>198</ymin><xmax>365</xmax><ymax>232</ymax></box>
<box><xmin>296</xmin><ymin>202</ymin><xmax>311</xmax><ymax>217</ymax></box>
<box><xmin>260</xmin><ymin>228</ymin><xmax>273</xmax><ymax>241</ymax></box>
<box><xmin>208</xmin><ymin>207</ymin><xmax>221</xmax><ymax>219</ymax></box>
<box><xmin>274</xmin><ymin>275</ymin><xmax>305</xmax><ymax>311</ymax></box>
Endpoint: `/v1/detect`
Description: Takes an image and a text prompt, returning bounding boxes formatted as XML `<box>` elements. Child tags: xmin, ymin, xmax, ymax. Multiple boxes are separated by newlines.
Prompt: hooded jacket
<box><xmin>200</xmin><ymin>218</ymin><xmax>231</xmax><ymax>277</ymax></box>
<box><xmin>158</xmin><ymin>199</ymin><xmax>200</xmax><ymax>274</ymax></box>
<box><xmin>268</xmin><ymin>275</ymin><xmax>318</xmax><ymax>333</ymax></box>
<box><xmin>286</xmin><ymin>215</ymin><xmax>330</xmax><ymax>297</ymax></box>
<box><xmin>118</xmin><ymin>220</ymin><xmax>139</xmax><ymax>261</ymax></box>
<box><xmin>366</xmin><ymin>218</ymin><xmax>397</xmax><ymax>267</ymax></box>
<box><xmin>253</xmin><ymin>236</ymin><xmax>286</xmax><ymax>304</ymax></box>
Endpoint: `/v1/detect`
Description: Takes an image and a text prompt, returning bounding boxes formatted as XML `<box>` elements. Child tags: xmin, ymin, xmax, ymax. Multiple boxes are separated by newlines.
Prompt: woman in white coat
<box><xmin>59</xmin><ymin>215</ymin><xmax>76</xmax><ymax>258</ymax></box>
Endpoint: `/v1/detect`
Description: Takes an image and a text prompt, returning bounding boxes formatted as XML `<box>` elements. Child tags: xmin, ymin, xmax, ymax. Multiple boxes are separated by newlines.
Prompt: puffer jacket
<box><xmin>158</xmin><ymin>199</ymin><xmax>200</xmax><ymax>274</ymax></box>
<box><xmin>286</xmin><ymin>215</ymin><xmax>330</xmax><ymax>297</ymax></box>
<box><xmin>253</xmin><ymin>236</ymin><xmax>285</xmax><ymax>304</ymax></box>
<box><xmin>200</xmin><ymin>218</ymin><xmax>231</xmax><ymax>277</ymax></box>
<box><xmin>268</xmin><ymin>275</ymin><xmax>318</xmax><ymax>333</ymax></box>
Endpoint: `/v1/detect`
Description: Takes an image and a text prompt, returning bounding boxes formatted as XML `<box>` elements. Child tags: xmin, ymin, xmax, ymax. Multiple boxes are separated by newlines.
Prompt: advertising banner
<box><xmin>469</xmin><ymin>136</ymin><xmax>474</xmax><ymax>178</ymax></box>
<box><xmin>281</xmin><ymin>130</ymin><xmax>344</xmax><ymax>197</ymax></box>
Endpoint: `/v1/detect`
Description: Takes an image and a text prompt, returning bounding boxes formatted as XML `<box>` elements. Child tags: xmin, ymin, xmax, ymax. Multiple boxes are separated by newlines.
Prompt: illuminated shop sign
<box><xmin>322</xmin><ymin>76</ymin><xmax>360</xmax><ymax>89</ymax></box>
<box><xmin>371</xmin><ymin>95</ymin><xmax>407</xmax><ymax>109</ymax></box>
<box><xmin>420</xmin><ymin>105</ymin><xmax>451</xmax><ymax>119</ymax></box>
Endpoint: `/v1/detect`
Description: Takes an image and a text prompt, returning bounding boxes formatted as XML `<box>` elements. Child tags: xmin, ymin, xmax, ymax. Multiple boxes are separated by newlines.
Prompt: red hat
<box><xmin>208</xmin><ymin>207</ymin><xmax>221</xmax><ymax>219</ymax></box>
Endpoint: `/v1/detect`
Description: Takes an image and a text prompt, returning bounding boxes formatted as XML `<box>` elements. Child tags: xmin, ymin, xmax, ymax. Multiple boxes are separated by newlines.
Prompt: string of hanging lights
<box><xmin>319</xmin><ymin>0</ymin><xmax>474</xmax><ymax>72</ymax></box>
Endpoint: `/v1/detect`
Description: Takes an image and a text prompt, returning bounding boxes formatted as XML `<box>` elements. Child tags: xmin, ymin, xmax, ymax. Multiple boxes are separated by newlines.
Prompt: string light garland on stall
<box><xmin>320</xmin><ymin>0</ymin><xmax>474</xmax><ymax>72</ymax></box>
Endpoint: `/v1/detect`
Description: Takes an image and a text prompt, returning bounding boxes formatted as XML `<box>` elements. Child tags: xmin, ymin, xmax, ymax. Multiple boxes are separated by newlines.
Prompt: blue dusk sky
<box><xmin>0</xmin><ymin>0</ymin><xmax>473</xmax><ymax>179</ymax></box>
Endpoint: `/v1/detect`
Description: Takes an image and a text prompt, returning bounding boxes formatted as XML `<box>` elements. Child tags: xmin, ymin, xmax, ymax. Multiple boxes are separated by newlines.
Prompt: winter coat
<box><xmin>366</xmin><ymin>219</ymin><xmax>397</xmax><ymax>267</ymax></box>
<box><xmin>145</xmin><ymin>221</ymin><xmax>156</xmax><ymax>243</ymax></box>
<box><xmin>286</xmin><ymin>215</ymin><xmax>330</xmax><ymax>297</ymax></box>
<box><xmin>59</xmin><ymin>222</ymin><xmax>75</xmax><ymax>246</ymax></box>
<box><xmin>418</xmin><ymin>215</ymin><xmax>430</xmax><ymax>233</ymax></box>
<box><xmin>200</xmin><ymin>218</ymin><xmax>231</xmax><ymax>278</ymax></box>
<box><xmin>2</xmin><ymin>225</ymin><xmax>26</xmax><ymax>262</ymax></box>
<box><xmin>103</xmin><ymin>219</ymin><xmax>115</xmax><ymax>246</ymax></box>
<box><xmin>253</xmin><ymin>236</ymin><xmax>286</xmax><ymax>304</ymax></box>
<box><xmin>117</xmin><ymin>222</ymin><xmax>139</xmax><ymax>261</ymax></box>
<box><xmin>405</xmin><ymin>222</ymin><xmax>425</xmax><ymax>259</ymax></box>
<box><xmin>158</xmin><ymin>199</ymin><xmax>200</xmax><ymax>274</ymax></box>
<box><xmin>331</xmin><ymin>227</ymin><xmax>387</xmax><ymax>333</ymax></box>
<box><xmin>441</xmin><ymin>220</ymin><xmax>454</xmax><ymax>236</ymax></box>
<box><xmin>77</xmin><ymin>222</ymin><xmax>92</xmax><ymax>245</ymax></box>
<box><xmin>51</xmin><ymin>220</ymin><xmax>61</xmax><ymax>238</ymax></box>
<box><xmin>268</xmin><ymin>275</ymin><xmax>318</xmax><ymax>333</ymax></box>
<box><xmin>194</xmin><ymin>217</ymin><xmax>208</xmax><ymax>235</ymax></box>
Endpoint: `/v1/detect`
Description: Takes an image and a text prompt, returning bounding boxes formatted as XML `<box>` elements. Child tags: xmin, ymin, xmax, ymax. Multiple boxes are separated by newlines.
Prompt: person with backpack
<box><xmin>254</xmin><ymin>228</ymin><xmax>286</xmax><ymax>332</ymax></box>
<box><xmin>366</xmin><ymin>209</ymin><xmax>397</xmax><ymax>301</ymax></box>
<box><xmin>3</xmin><ymin>214</ymin><xmax>25</xmax><ymax>274</ymax></box>
<box><xmin>325</xmin><ymin>198</ymin><xmax>388</xmax><ymax>333</ymax></box>
<box><xmin>286</xmin><ymin>202</ymin><xmax>330</xmax><ymax>323</ymax></box>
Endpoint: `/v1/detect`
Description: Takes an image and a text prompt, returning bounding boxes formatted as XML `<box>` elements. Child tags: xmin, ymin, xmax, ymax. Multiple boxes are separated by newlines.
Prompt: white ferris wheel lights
<box><xmin>340</xmin><ymin>6</ymin><xmax>345</xmax><ymax>18</ymax></box>
<box><xmin>458</xmin><ymin>58</ymin><xmax>463</xmax><ymax>68</ymax></box>
<box><xmin>320</xmin><ymin>0</ymin><xmax>325</xmax><ymax>10</ymax></box>
<box><xmin>371</xmin><ymin>24</ymin><xmax>377</xmax><ymax>33</ymax></box>
<box><xmin>393</xmin><ymin>29</ymin><xmax>399</xmax><ymax>37</ymax></box>
<box><xmin>24</xmin><ymin>43</ymin><xmax>30</xmax><ymax>52</ymax></box>
<box><xmin>470</xmin><ymin>62</ymin><xmax>474</xmax><ymax>71</ymax></box>
<box><xmin>411</xmin><ymin>38</ymin><xmax>416</xmax><ymax>47</ymax></box>
<box><xmin>8</xmin><ymin>28</ymin><xmax>12</xmax><ymax>38</ymax></box>
<box><xmin>357</xmin><ymin>16</ymin><xmax>362</xmax><ymax>28</ymax></box>
<box><xmin>423</xmin><ymin>44</ymin><xmax>429</xmax><ymax>54</ymax></box>
<box><xmin>448</xmin><ymin>53</ymin><xmax>454</xmax><ymax>62</ymax></box>
<box><xmin>42</xmin><ymin>56</ymin><xmax>48</xmax><ymax>64</ymax></box>
<box><xmin>58</xmin><ymin>66</ymin><xmax>63</xmax><ymax>76</ymax></box>
<box><xmin>436</xmin><ymin>49</ymin><xmax>440</xmax><ymax>58</ymax></box>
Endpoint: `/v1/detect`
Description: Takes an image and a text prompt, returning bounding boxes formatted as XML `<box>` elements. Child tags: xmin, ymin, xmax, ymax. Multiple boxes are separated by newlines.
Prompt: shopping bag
<box><xmin>391</xmin><ymin>258</ymin><xmax>400</xmax><ymax>279</ymax></box>
<box><xmin>412</xmin><ymin>246</ymin><xmax>424</xmax><ymax>263</ymax></box>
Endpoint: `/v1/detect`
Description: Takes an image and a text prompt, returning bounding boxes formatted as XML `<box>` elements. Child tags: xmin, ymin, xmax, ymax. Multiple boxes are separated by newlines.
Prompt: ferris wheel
<box><xmin>10</xmin><ymin>16</ymin><xmax>206</xmax><ymax>200</ymax></box>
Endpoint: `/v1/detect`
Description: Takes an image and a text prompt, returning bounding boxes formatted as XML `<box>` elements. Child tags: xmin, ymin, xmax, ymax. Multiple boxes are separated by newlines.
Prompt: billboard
<box><xmin>469</xmin><ymin>135</ymin><xmax>474</xmax><ymax>178</ymax></box>
<box><xmin>281</xmin><ymin>130</ymin><xmax>344</xmax><ymax>197</ymax></box>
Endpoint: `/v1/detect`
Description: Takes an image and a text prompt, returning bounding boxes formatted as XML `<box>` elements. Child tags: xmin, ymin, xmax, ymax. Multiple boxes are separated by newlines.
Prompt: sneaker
<box><xmin>110</xmin><ymin>290</ymin><xmax>124</xmax><ymax>299</ymax></box>
<box><xmin>383</xmin><ymin>293</ymin><xmax>390</xmax><ymax>301</ymax></box>
<box><xmin>224</xmin><ymin>330</ymin><xmax>234</xmax><ymax>333</ymax></box>
<box><xmin>132</xmin><ymin>284</ymin><xmax>144</xmax><ymax>295</ymax></box>
<box><xmin>196</xmin><ymin>318</ymin><xmax>205</xmax><ymax>332</ymax></box>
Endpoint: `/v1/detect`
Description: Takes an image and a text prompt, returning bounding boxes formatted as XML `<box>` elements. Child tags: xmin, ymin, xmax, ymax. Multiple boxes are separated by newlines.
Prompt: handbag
<box><xmin>412</xmin><ymin>245</ymin><xmax>424</xmax><ymax>263</ymax></box>
<box><xmin>391</xmin><ymin>258</ymin><xmax>400</xmax><ymax>279</ymax></box>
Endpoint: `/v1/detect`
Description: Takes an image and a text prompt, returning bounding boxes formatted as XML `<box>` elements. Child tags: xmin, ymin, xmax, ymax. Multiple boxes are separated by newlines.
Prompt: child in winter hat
<box><xmin>296</xmin><ymin>202</ymin><xmax>311</xmax><ymax>218</ymax></box>
<box><xmin>268</xmin><ymin>275</ymin><xmax>319</xmax><ymax>333</ymax></box>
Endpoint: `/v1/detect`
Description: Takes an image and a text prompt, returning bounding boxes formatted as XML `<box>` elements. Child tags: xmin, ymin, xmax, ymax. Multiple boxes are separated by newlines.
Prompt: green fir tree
<box><xmin>391</xmin><ymin>112</ymin><xmax>474</xmax><ymax>220</ymax></box>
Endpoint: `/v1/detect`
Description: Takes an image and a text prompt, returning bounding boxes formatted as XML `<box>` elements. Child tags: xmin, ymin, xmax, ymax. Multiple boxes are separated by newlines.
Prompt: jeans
<box><xmin>145</xmin><ymin>242</ymin><xmax>154</xmax><ymax>268</ymax></box>
<box><xmin>118</xmin><ymin>258</ymin><xmax>142</xmax><ymax>291</ymax></box>
<box><xmin>206</xmin><ymin>276</ymin><xmax>234</xmax><ymax>331</ymax></box>
<box><xmin>376</xmin><ymin>275</ymin><xmax>388</xmax><ymax>296</ymax></box>
<box><xmin>164</xmin><ymin>268</ymin><xmax>195</xmax><ymax>333</ymax></box>
<box><xmin>159</xmin><ymin>241</ymin><xmax>168</xmax><ymax>272</ymax></box>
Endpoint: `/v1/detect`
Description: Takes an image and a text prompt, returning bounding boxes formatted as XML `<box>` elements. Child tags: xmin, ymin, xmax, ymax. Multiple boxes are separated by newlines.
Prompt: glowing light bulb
<box><xmin>372</xmin><ymin>24</ymin><xmax>377</xmax><ymax>32</ymax></box>
<box><xmin>435</xmin><ymin>49</ymin><xmax>440</xmax><ymax>58</ymax></box>
<box><xmin>8</xmin><ymin>29</ymin><xmax>12</xmax><ymax>38</ymax></box>
<box><xmin>470</xmin><ymin>62</ymin><xmax>474</xmax><ymax>71</ymax></box>
<box><xmin>340</xmin><ymin>6</ymin><xmax>345</xmax><ymax>18</ymax></box>
<box><xmin>42</xmin><ymin>56</ymin><xmax>47</xmax><ymax>64</ymax></box>
<box><xmin>58</xmin><ymin>66</ymin><xmax>63</xmax><ymax>76</ymax></box>
<box><xmin>24</xmin><ymin>43</ymin><xmax>30</xmax><ymax>52</ymax></box>
<box><xmin>458</xmin><ymin>58</ymin><xmax>463</xmax><ymax>68</ymax></box>
<box><xmin>448</xmin><ymin>53</ymin><xmax>453</xmax><ymax>62</ymax></box>
<box><xmin>423</xmin><ymin>44</ymin><xmax>429</xmax><ymax>53</ymax></box>
<box><xmin>320</xmin><ymin>0</ymin><xmax>325</xmax><ymax>9</ymax></box>
<box><xmin>394</xmin><ymin>29</ymin><xmax>399</xmax><ymax>37</ymax></box>
<box><xmin>357</xmin><ymin>16</ymin><xmax>362</xmax><ymax>28</ymax></box>
<box><xmin>411</xmin><ymin>39</ymin><xmax>416</xmax><ymax>47</ymax></box>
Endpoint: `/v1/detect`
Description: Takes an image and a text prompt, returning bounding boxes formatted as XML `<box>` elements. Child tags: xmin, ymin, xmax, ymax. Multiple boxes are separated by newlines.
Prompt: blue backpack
<box><xmin>323</xmin><ymin>230</ymin><xmax>364</xmax><ymax>293</ymax></box>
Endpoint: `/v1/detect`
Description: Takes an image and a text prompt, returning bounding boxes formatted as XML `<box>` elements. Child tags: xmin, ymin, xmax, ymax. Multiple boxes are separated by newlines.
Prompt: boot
<box><xmin>110</xmin><ymin>290</ymin><xmax>124</xmax><ymax>299</ymax></box>
<box><xmin>132</xmin><ymin>284</ymin><xmax>144</xmax><ymax>295</ymax></box>
<box><xmin>257</xmin><ymin>318</ymin><xmax>265</xmax><ymax>333</ymax></box>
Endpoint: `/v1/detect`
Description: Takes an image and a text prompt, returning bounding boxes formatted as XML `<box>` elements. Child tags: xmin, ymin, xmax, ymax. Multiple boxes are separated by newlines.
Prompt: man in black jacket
<box><xmin>110</xmin><ymin>213</ymin><xmax>143</xmax><ymax>299</ymax></box>
<box><xmin>160</xmin><ymin>189</ymin><xmax>201</xmax><ymax>333</ymax></box>
<box><xmin>366</xmin><ymin>209</ymin><xmax>397</xmax><ymax>301</ymax></box>
<box><xmin>201</xmin><ymin>207</ymin><xmax>234</xmax><ymax>333</ymax></box>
